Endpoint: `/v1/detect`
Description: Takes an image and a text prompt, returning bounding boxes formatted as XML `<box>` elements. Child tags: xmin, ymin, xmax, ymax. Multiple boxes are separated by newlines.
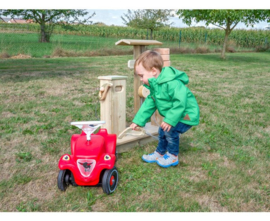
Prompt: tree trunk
<box><xmin>39</xmin><ymin>14</ymin><xmax>50</xmax><ymax>43</ymax></box>
<box><xmin>150</xmin><ymin>29</ymin><xmax>153</xmax><ymax>40</ymax></box>
<box><xmin>40</xmin><ymin>23</ymin><xmax>49</xmax><ymax>42</ymax></box>
<box><xmin>221</xmin><ymin>20</ymin><xmax>233</xmax><ymax>59</ymax></box>
<box><xmin>221</xmin><ymin>31</ymin><xmax>229</xmax><ymax>59</ymax></box>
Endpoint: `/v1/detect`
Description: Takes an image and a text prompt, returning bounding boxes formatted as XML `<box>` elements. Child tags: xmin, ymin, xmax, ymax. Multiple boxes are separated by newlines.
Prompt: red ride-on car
<box><xmin>57</xmin><ymin>121</ymin><xmax>119</xmax><ymax>194</ymax></box>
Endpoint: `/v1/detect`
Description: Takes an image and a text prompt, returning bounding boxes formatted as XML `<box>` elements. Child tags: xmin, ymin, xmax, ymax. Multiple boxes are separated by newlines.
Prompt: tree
<box><xmin>262</xmin><ymin>9</ymin><xmax>270</xmax><ymax>23</ymax></box>
<box><xmin>121</xmin><ymin>9</ymin><xmax>173</xmax><ymax>39</ymax></box>
<box><xmin>0</xmin><ymin>10</ymin><xmax>95</xmax><ymax>42</ymax></box>
<box><xmin>176</xmin><ymin>10</ymin><xmax>269</xmax><ymax>59</ymax></box>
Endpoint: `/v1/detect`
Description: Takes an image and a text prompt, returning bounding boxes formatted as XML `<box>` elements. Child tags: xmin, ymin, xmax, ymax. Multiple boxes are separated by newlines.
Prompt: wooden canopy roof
<box><xmin>115</xmin><ymin>39</ymin><xmax>162</xmax><ymax>46</ymax></box>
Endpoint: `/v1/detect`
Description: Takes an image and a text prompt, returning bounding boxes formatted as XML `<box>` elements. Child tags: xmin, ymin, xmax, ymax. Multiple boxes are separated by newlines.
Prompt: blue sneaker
<box><xmin>142</xmin><ymin>151</ymin><xmax>164</xmax><ymax>163</ymax></box>
<box><xmin>156</xmin><ymin>153</ymin><xmax>179</xmax><ymax>168</ymax></box>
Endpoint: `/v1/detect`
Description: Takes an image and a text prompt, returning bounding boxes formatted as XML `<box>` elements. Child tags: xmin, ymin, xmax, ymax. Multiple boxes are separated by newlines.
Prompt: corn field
<box><xmin>0</xmin><ymin>23</ymin><xmax>269</xmax><ymax>48</ymax></box>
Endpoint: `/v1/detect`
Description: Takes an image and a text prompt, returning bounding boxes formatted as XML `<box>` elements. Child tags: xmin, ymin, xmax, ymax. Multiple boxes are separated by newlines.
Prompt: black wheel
<box><xmin>70</xmin><ymin>172</ymin><xmax>78</xmax><ymax>186</ymax></box>
<box><xmin>102</xmin><ymin>167</ymin><xmax>119</xmax><ymax>194</ymax></box>
<box><xmin>57</xmin><ymin>169</ymin><xmax>71</xmax><ymax>191</ymax></box>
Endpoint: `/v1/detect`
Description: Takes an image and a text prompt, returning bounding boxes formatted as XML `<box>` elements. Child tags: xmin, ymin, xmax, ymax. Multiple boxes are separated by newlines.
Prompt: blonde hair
<box><xmin>135</xmin><ymin>50</ymin><xmax>163</xmax><ymax>72</ymax></box>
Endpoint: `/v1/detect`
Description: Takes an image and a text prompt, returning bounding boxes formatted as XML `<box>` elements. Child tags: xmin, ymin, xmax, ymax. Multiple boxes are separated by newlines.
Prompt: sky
<box><xmin>2</xmin><ymin>1</ymin><xmax>270</xmax><ymax>30</ymax></box>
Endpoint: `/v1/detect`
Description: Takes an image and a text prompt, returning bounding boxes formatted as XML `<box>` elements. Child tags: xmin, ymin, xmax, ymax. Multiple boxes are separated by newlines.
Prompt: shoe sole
<box><xmin>141</xmin><ymin>156</ymin><xmax>156</xmax><ymax>163</ymax></box>
<box><xmin>157</xmin><ymin>161</ymin><xmax>179</xmax><ymax>168</ymax></box>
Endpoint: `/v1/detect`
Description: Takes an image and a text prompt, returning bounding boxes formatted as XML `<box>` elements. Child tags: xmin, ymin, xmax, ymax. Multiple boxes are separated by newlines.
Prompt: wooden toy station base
<box><xmin>101</xmin><ymin>39</ymin><xmax>171</xmax><ymax>153</ymax></box>
<box><xmin>116</xmin><ymin>123</ymin><xmax>159</xmax><ymax>153</ymax></box>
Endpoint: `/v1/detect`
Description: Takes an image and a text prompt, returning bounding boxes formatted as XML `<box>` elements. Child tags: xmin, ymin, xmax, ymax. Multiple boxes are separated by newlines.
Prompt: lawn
<box><xmin>1</xmin><ymin>32</ymin><xmax>256</xmax><ymax>59</ymax></box>
<box><xmin>0</xmin><ymin>52</ymin><xmax>269</xmax><ymax>211</ymax></box>
<box><xmin>0</xmin><ymin>32</ymin><xmax>133</xmax><ymax>57</ymax></box>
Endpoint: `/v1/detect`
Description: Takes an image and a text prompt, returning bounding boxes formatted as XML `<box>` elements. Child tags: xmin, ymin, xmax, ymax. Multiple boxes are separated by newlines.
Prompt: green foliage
<box><xmin>0</xmin><ymin>24</ymin><xmax>269</xmax><ymax>55</ymax></box>
<box><xmin>0</xmin><ymin>10</ymin><xmax>95</xmax><ymax>42</ymax></box>
<box><xmin>121</xmin><ymin>9</ymin><xmax>173</xmax><ymax>39</ymax></box>
<box><xmin>176</xmin><ymin>10</ymin><xmax>270</xmax><ymax>58</ymax></box>
<box><xmin>177</xmin><ymin>10</ymin><xmax>268</xmax><ymax>28</ymax></box>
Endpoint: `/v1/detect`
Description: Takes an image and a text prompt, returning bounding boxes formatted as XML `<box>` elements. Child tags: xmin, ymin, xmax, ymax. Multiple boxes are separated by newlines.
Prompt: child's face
<box><xmin>135</xmin><ymin>63</ymin><xmax>158</xmax><ymax>85</ymax></box>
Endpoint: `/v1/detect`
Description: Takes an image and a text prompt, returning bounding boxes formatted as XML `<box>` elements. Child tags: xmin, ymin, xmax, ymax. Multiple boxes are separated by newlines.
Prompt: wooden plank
<box><xmin>99</xmin><ymin>76</ymin><xmax>128</xmax><ymax>136</ymax></box>
<box><xmin>116</xmin><ymin>136</ymin><xmax>158</xmax><ymax>153</ymax></box>
<box><xmin>116</xmin><ymin>123</ymin><xmax>159</xmax><ymax>153</ymax></box>
<box><xmin>133</xmin><ymin>45</ymin><xmax>145</xmax><ymax>114</ymax></box>
<box><xmin>115</xmin><ymin>39</ymin><xmax>163</xmax><ymax>46</ymax></box>
<box><xmin>133</xmin><ymin>45</ymin><xmax>145</xmax><ymax>59</ymax></box>
<box><xmin>152</xmin><ymin>48</ymin><xmax>170</xmax><ymax>125</ymax></box>
<box><xmin>134</xmin><ymin>74</ymin><xmax>141</xmax><ymax>114</ymax></box>
<box><xmin>117</xmin><ymin>122</ymin><xmax>158</xmax><ymax>144</ymax></box>
<box><xmin>151</xmin><ymin>111</ymin><xmax>164</xmax><ymax>126</ymax></box>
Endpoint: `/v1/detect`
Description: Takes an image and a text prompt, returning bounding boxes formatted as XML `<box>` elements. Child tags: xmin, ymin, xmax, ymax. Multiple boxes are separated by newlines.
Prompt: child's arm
<box><xmin>132</xmin><ymin>94</ymin><xmax>157</xmax><ymax>127</ymax></box>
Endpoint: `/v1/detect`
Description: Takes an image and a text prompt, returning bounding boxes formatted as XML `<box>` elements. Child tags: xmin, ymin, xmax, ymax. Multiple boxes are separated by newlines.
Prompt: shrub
<box><xmin>0</xmin><ymin>51</ymin><xmax>10</xmax><ymax>59</ymax></box>
<box><xmin>195</xmin><ymin>45</ymin><xmax>210</xmax><ymax>54</ymax></box>
<box><xmin>51</xmin><ymin>46</ymin><xmax>132</xmax><ymax>57</ymax></box>
<box><xmin>255</xmin><ymin>45</ymin><xmax>270</xmax><ymax>52</ymax></box>
<box><xmin>51</xmin><ymin>47</ymin><xmax>78</xmax><ymax>57</ymax></box>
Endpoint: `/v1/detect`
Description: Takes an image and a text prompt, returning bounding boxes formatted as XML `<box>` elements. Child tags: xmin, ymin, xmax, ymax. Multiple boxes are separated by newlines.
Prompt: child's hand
<box><xmin>130</xmin><ymin>123</ymin><xmax>138</xmax><ymax>130</ymax></box>
<box><xmin>161</xmin><ymin>122</ymin><xmax>172</xmax><ymax>132</ymax></box>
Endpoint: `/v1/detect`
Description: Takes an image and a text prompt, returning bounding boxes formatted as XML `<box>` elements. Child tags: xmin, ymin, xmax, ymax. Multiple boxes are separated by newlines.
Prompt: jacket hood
<box><xmin>156</xmin><ymin>66</ymin><xmax>189</xmax><ymax>85</ymax></box>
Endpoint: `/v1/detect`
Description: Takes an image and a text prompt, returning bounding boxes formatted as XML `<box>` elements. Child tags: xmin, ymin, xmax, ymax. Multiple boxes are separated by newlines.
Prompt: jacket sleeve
<box><xmin>163</xmin><ymin>81</ymin><xmax>187</xmax><ymax>127</ymax></box>
<box><xmin>132</xmin><ymin>95</ymin><xmax>157</xmax><ymax>127</ymax></box>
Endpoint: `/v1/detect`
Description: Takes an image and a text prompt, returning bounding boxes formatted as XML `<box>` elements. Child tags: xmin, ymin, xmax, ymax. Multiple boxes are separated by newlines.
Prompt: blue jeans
<box><xmin>156</xmin><ymin>122</ymin><xmax>192</xmax><ymax>156</ymax></box>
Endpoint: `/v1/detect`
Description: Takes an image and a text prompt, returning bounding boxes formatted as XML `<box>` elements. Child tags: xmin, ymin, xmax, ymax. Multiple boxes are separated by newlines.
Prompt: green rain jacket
<box><xmin>133</xmin><ymin>66</ymin><xmax>200</xmax><ymax>127</ymax></box>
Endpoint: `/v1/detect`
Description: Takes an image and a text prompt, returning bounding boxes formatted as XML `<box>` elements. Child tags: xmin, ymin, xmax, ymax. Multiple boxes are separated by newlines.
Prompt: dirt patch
<box><xmin>264</xmin><ymin>126</ymin><xmax>270</xmax><ymax>133</ymax></box>
<box><xmin>91</xmin><ymin>191</ymin><xmax>120</xmax><ymax>212</ymax></box>
<box><xmin>1</xmin><ymin>173</ymin><xmax>58</xmax><ymax>211</ymax></box>
<box><xmin>10</xmin><ymin>54</ymin><xmax>32</xmax><ymax>59</ymax></box>
<box><xmin>1</xmin><ymin>111</ymin><xmax>16</xmax><ymax>118</ymax></box>
<box><xmin>188</xmin><ymin>168</ymin><xmax>208</xmax><ymax>183</ymax></box>
<box><xmin>196</xmin><ymin>195</ymin><xmax>228</xmax><ymax>212</ymax></box>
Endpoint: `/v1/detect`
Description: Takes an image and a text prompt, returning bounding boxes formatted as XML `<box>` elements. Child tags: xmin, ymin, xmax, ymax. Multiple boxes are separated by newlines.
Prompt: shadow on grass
<box><xmin>179</xmin><ymin>137</ymin><xmax>196</xmax><ymax>153</ymax></box>
<box><xmin>0</xmin><ymin>70</ymin><xmax>78</xmax><ymax>83</ymax></box>
<box><xmin>0</xmin><ymin>57</ymin><xmax>96</xmax><ymax>83</ymax></box>
<box><xmin>0</xmin><ymin>55</ymin><xmax>130</xmax><ymax>83</ymax></box>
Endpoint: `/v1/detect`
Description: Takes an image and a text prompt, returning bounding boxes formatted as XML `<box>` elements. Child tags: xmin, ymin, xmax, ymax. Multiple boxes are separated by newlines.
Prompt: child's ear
<box><xmin>151</xmin><ymin>67</ymin><xmax>159</xmax><ymax>76</ymax></box>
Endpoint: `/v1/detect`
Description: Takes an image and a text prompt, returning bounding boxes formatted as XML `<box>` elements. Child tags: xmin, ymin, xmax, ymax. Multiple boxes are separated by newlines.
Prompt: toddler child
<box><xmin>130</xmin><ymin>50</ymin><xmax>200</xmax><ymax>168</ymax></box>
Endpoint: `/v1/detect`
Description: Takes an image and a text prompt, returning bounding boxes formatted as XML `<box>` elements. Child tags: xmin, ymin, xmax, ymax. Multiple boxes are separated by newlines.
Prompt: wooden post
<box><xmin>114</xmin><ymin>39</ymin><xmax>165</xmax><ymax>152</ymax></box>
<box><xmin>133</xmin><ymin>45</ymin><xmax>146</xmax><ymax>114</ymax></box>
<box><xmin>115</xmin><ymin>39</ymin><xmax>162</xmax><ymax>114</ymax></box>
<box><xmin>151</xmin><ymin>48</ymin><xmax>171</xmax><ymax>126</ymax></box>
<box><xmin>98</xmin><ymin>75</ymin><xmax>128</xmax><ymax>135</ymax></box>
<box><xmin>126</xmin><ymin>47</ymin><xmax>171</xmax><ymax>127</ymax></box>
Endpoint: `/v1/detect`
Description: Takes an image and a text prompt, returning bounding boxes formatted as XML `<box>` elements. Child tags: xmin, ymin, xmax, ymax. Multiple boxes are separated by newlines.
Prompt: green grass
<box><xmin>1</xmin><ymin>22</ymin><xmax>269</xmax><ymax>48</ymax></box>
<box><xmin>0</xmin><ymin>52</ymin><xmax>269</xmax><ymax>211</ymax></box>
<box><xmin>0</xmin><ymin>32</ymin><xmax>258</xmax><ymax>58</ymax></box>
<box><xmin>0</xmin><ymin>32</ymin><xmax>130</xmax><ymax>57</ymax></box>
